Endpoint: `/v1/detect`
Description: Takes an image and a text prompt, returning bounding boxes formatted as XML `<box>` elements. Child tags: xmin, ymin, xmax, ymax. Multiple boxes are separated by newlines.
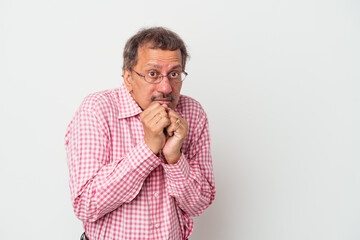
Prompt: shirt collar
<box><xmin>117</xmin><ymin>83</ymin><xmax>143</xmax><ymax>119</ymax></box>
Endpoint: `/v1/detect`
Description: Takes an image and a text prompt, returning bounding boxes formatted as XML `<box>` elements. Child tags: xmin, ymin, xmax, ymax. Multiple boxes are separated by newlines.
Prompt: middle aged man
<box><xmin>65</xmin><ymin>27</ymin><xmax>215</xmax><ymax>240</ymax></box>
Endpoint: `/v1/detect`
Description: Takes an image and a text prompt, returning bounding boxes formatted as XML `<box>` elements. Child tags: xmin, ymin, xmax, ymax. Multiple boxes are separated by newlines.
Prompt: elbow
<box><xmin>72</xmin><ymin>196</ymin><xmax>99</xmax><ymax>223</ymax></box>
<box><xmin>184</xmin><ymin>191</ymin><xmax>216</xmax><ymax>217</ymax></box>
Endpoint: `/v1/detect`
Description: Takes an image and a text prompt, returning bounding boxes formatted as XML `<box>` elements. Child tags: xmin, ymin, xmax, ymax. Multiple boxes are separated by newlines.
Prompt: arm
<box><xmin>162</xmin><ymin>109</ymin><xmax>215</xmax><ymax>217</ymax></box>
<box><xmin>65</xmin><ymin>108</ymin><xmax>161</xmax><ymax>222</ymax></box>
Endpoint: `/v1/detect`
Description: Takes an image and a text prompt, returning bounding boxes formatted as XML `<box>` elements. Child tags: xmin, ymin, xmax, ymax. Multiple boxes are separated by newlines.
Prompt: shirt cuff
<box><xmin>127</xmin><ymin>140</ymin><xmax>162</xmax><ymax>178</ymax></box>
<box><xmin>162</xmin><ymin>154</ymin><xmax>190</xmax><ymax>191</ymax></box>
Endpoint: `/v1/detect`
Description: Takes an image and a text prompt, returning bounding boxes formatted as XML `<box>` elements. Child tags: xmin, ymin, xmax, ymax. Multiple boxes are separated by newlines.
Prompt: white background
<box><xmin>1</xmin><ymin>0</ymin><xmax>359</xmax><ymax>239</ymax></box>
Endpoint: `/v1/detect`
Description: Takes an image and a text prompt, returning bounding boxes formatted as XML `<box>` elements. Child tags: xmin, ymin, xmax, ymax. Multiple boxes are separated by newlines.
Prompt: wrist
<box><xmin>144</xmin><ymin>139</ymin><xmax>161</xmax><ymax>155</ymax></box>
<box><xmin>163</xmin><ymin>150</ymin><xmax>181</xmax><ymax>164</ymax></box>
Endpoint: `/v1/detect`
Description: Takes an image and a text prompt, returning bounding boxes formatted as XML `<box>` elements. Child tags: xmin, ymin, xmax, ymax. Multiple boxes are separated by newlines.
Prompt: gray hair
<box><xmin>123</xmin><ymin>27</ymin><xmax>189</xmax><ymax>71</ymax></box>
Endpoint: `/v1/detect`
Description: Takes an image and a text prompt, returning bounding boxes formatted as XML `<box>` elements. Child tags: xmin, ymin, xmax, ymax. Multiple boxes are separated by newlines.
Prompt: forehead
<box><xmin>137</xmin><ymin>45</ymin><xmax>182</xmax><ymax>69</ymax></box>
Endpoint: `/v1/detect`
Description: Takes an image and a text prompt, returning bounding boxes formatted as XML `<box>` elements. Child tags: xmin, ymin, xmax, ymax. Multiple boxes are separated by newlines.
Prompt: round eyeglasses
<box><xmin>132</xmin><ymin>69</ymin><xmax>188</xmax><ymax>84</ymax></box>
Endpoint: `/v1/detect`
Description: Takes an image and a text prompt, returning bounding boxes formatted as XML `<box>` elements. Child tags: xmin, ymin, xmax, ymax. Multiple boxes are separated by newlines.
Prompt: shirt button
<box><xmin>154</xmin><ymin>192</ymin><xmax>159</xmax><ymax>198</ymax></box>
<box><xmin>154</xmin><ymin>223</ymin><xmax>160</xmax><ymax>228</ymax></box>
<box><xmin>149</xmin><ymin>167</ymin><xmax>154</xmax><ymax>171</ymax></box>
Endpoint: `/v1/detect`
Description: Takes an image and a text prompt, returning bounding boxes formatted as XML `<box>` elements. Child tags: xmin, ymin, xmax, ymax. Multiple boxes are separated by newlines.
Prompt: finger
<box><xmin>147</xmin><ymin>101</ymin><xmax>162</xmax><ymax>110</ymax></box>
<box><xmin>165</xmin><ymin>123</ymin><xmax>174</xmax><ymax>137</ymax></box>
<box><xmin>150</xmin><ymin>108</ymin><xmax>168</xmax><ymax>124</ymax></box>
<box><xmin>140</xmin><ymin>103</ymin><xmax>166</xmax><ymax>123</ymax></box>
<box><xmin>165</xmin><ymin>116</ymin><xmax>181</xmax><ymax>136</ymax></box>
<box><xmin>140</xmin><ymin>102</ymin><xmax>160</xmax><ymax>119</ymax></box>
<box><xmin>167</xmin><ymin>108</ymin><xmax>179</xmax><ymax>119</ymax></box>
<box><xmin>168</xmin><ymin>109</ymin><xmax>188</xmax><ymax>129</ymax></box>
<box><xmin>151</xmin><ymin>114</ymin><xmax>171</xmax><ymax>132</ymax></box>
<box><xmin>141</xmin><ymin>101</ymin><xmax>170</xmax><ymax>118</ymax></box>
<box><xmin>162</xmin><ymin>104</ymin><xmax>170</xmax><ymax>111</ymax></box>
<box><xmin>145</xmin><ymin>106</ymin><xmax>170</xmax><ymax>127</ymax></box>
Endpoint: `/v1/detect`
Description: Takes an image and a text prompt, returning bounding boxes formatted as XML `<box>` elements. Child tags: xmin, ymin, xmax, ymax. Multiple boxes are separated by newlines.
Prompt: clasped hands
<box><xmin>140</xmin><ymin>102</ymin><xmax>188</xmax><ymax>164</ymax></box>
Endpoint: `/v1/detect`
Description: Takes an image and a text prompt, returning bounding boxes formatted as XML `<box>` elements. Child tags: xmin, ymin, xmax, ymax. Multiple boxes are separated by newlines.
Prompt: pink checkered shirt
<box><xmin>65</xmin><ymin>83</ymin><xmax>215</xmax><ymax>240</ymax></box>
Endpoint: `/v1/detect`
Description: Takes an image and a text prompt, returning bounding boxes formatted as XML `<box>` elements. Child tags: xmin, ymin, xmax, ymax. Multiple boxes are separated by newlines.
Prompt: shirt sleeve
<box><xmin>65</xmin><ymin>108</ymin><xmax>161</xmax><ymax>223</ymax></box>
<box><xmin>161</xmin><ymin>109</ymin><xmax>216</xmax><ymax>217</ymax></box>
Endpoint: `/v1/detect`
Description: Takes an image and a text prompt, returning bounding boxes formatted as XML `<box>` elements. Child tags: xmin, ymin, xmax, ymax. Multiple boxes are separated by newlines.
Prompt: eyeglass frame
<box><xmin>131</xmin><ymin>68</ymin><xmax>188</xmax><ymax>84</ymax></box>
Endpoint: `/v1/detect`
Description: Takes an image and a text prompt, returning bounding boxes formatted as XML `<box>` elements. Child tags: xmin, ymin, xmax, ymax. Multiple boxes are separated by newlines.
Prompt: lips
<box><xmin>154</xmin><ymin>98</ymin><xmax>172</xmax><ymax>102</ymax></box>
<box><xmin>151</xmin><ymin>94</ymin><xmax>175</xmax><ymax>105</ymax></box>
<box><xmin>153</xmin><ymin>99</ymin><xmax>172</xmax><ymax>105</ymax></box>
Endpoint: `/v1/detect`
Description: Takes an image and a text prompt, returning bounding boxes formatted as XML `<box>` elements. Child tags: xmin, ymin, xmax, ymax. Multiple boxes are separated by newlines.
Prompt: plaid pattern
<box><xmin>65</xmin><ymin>83</ymin><xmax>215</xmax><ymax>240</ymax></box>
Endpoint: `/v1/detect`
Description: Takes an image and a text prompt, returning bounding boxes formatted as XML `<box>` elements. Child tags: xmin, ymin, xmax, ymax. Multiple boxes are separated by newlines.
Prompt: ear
<box><xmin>123</xmin><ymin>69</ymin><xmax>133</xmax><ymax>92</ymax></box>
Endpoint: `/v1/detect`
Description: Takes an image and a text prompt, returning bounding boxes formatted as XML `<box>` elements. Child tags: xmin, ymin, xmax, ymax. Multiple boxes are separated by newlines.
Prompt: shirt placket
<box><xmin>147</xmin><ymin>166</ymin><xmax>163</xmax><ymax>239</ymax></box>
<box><xmin>132</xmin><ymin>115</ymin><xmax>164</xmax><ymax>239</ymax></box>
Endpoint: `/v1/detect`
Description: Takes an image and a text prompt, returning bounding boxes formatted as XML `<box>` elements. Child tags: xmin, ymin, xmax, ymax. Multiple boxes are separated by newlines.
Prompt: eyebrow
<box><xmin>144</xmin><ymin>64</ymin><xmax>182</xmax><ymax>71</ymax></box>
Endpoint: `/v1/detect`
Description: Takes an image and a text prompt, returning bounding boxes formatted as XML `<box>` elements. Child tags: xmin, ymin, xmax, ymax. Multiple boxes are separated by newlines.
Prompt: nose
<box><xmin>156</xmin><ymin>76</ymin><xmax>172</xmax><ymax>94</ymax></box>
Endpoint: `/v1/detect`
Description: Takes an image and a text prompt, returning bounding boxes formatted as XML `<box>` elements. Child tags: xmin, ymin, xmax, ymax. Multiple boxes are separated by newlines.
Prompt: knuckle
<box><xmin>163</xmin><ymin>119</ymin><xmax>171</xmax><ymax>126</ymax></box>
<box><xmin>151</xmin><ymin>101</ymin><xmax>160</xmax><ymax>106</ymax></box>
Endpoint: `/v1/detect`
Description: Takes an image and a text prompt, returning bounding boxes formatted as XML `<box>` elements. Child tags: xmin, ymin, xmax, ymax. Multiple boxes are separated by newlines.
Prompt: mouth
<box><xmin>153</xmin><ymin>99</ymin><xmax>172</xmax><ymax>105</ymax></box>
<box><xmin>151</xmin><ymin>94</ymin><xmax>175</xmax><ymax>105</ymax></box>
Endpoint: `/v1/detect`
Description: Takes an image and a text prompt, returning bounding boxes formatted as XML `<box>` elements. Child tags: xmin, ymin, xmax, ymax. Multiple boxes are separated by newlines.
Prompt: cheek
<box><xmin>134</xmin><ymin>82</ymin><xmax>153</xmax><ymax>96</ymax></box>
<box><xmin>140</xmin><ymin>87</ymin><xmax>157</xmax><ymax>101</ymax></box>
<box><xmin>172</xmin><ymin>83</ymin><xmax>182</xmax><ymax>95</ymax></box>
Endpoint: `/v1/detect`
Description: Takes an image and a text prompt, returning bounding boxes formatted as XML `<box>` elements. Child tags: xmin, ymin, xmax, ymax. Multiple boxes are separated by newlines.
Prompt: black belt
<box><xmin>80</xmin><ymin>232</ymin><xmax>89</xmax><ymax>240</ymax></box>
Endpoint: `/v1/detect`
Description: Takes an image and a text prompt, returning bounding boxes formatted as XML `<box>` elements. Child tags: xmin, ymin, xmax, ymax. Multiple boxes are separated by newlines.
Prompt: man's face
<box><xmin>123</xmin><ymin>44</ymin><xmax>183</xmax><ymax>110</ymax></box>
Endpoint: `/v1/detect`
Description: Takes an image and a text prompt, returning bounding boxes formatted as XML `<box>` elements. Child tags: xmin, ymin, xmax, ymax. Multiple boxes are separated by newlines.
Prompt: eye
<box><xmin>147</xmin><ymin>71</ymin><xmax>159</xmax><ymax>79</ymax></box>
<box><xmin>169</xmin><ymin>72</ymin><xmax>180</xmax><ymax>79</ymax></box>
